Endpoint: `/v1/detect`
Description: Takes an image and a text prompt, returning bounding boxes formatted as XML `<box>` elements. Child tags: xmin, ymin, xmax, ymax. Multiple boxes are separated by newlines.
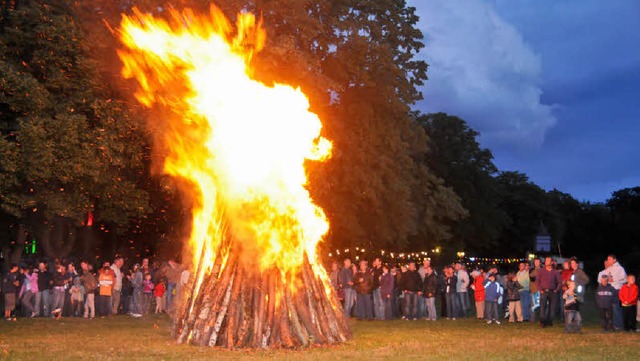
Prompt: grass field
<box><xmin>0</xmin><ymin>310</ymin><xmax>638</xmax><ymax>361</ymax></box>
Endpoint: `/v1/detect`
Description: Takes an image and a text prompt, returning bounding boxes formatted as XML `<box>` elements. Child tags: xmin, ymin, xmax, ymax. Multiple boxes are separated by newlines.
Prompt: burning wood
<box><xmin>116</xmin><ymin>5</ymin><xmax>349</xmax><ymax>348</ymax></box>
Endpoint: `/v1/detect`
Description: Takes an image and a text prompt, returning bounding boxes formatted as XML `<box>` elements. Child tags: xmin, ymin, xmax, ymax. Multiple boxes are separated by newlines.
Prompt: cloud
<box><xmin>411</xmin><ymin>0</ymin><xmax>557</xmax><ymax>149</ymax></box>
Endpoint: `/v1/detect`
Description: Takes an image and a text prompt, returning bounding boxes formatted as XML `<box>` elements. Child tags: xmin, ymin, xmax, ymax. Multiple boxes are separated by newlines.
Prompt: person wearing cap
<box><xmin>596</xmin><ymin>274</ymin><xmax>616</xmax><ymax>332</ymax></box>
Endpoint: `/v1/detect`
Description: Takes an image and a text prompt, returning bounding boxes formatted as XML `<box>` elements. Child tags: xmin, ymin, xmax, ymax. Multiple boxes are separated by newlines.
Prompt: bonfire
<box><xmin>117</xmin><ymin>5</ymin><xmax>349</xmax><ymax>348</ymax></box>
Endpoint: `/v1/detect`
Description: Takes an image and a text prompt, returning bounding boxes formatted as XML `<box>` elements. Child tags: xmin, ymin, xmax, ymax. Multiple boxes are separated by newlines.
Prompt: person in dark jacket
<box><xmin>400</xmin><ymin>262</ymin><xmax>422</xmax><ymax>320</ymax></box>
<box><xmin>2</xmin><ymin>264</ymin><xmax>20</xmax><ymax>320</ymax></box>
<box><xmin>371</xmin><ymin>258</ymin><xmax>385</xmax><ymax>320</ymax></box>
<box><xmin>338</xmin><ymin>258</ymin><xmax>355</xmax><ymax>317</ymax></box>
<box><xmin>444</xmin><ymin>266</ymin><xmax>459</xmax><ymax>320</ymax></box>
<box><xmin>423</xmin><ymin>266</ymin><xmax>438</xmax><ymax>320</ymax></box>
<box><xmin>35</xmin><ymin>261</ymin><xmax>52</xmax><ymax>317</ymax></box>
<box><xmin>380</xmin><ymin>264</ymin><xmax>394</xmax><ymax>320</ymax></box>
<box><xmin>353</xmin><ymin>260</ymin><xmax>373</xmax><ymax>320</ymax></box>
<box><xmin>596</xmin><ymin>275</ymin><xmax>616</xmax><ymax>332</ymax></box>
<box><xmin>506</xmin><ymin>273</ymin><xmax>523</xmax><ymax>322</ymax></box>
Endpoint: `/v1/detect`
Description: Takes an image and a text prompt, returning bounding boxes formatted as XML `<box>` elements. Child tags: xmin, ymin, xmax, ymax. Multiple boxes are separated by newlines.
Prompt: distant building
<box><xmin>535</xmin><ymin>223</ymin><xmax>552</xmax><ymax>253</ymax></box>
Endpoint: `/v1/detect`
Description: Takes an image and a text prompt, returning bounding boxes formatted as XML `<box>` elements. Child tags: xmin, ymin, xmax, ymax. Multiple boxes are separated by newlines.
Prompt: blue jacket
<box><xmin>596</xmin><ymin>283</ymin><xmax>616</xmax><ymax>308</ymax></box>
<box><xmin>484</xmin><ymin>281</ymin><xmax>502</xmax><ymax>302</ymax></box>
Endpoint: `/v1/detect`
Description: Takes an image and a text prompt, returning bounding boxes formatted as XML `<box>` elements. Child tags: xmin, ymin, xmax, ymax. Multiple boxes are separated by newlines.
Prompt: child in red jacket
<box><xmin>154</xmin><ymin>279</ymin><xmax>166</xmax><ymax>313</ymax></box>
<box><xmin>619</xmin><ymin>274</ymin><xmax>638</xmax><ymax>332</ymax></box>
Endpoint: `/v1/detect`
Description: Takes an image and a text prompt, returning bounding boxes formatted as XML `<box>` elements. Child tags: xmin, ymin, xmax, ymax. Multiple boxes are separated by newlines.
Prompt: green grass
<box><xmin>0</xmin><ymin>311</ymin><xmax>638</xmax><ymax>360</ymax></box>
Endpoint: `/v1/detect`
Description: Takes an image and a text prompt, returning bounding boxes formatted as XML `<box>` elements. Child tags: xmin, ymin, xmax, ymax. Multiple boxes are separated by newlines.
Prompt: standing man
<box><xmin>529</xmin><ymin>259</ymin><xmax>541</xmax><ymax>322</ymax></box>
<box><xmin>338</xmin><ymin>258</ymin><xmax>355</xmax><ymax>317</ymax></box>
<box><xmin>605</xmin><ymin>254</ymin><xmax>627</xmax><ymax>331</ymax></box>
<box><xmin>569</xmin><ymin>257</ymin><xmax>589</xmax><ymax>303</ymax></box>
<box><xmin>2</xmin><ymin>264</ymin><xmax>20</xmax><ymax>320</ymax></box>
<box><xmin>353</xmin><ymin>260</ymin><xmax>374</xmax><ymax>320</ymax></box>
<box><xmin>516</xmin><ymin>262</ymin><xmax>531</xmax><ymax>321</ymax></box>
<box><xmin>80</xmin><ymin>261</ymin><xmax>98</xmax><ymax>319</ymax></box>
<box><xmin>164</xmin><ymin>260</ymin><xmax>184</xmax><ymax>312</ymax></box>
<box><xmin>423</xmin><ymin>266</ymin><xmax>438</xmax><ymax>321</ymax></box>
<box><xmin>400</xmin><ymin>262</ymin><xmax>422</xmax><ymax>320</ymax></box>
<box><xmin>35</xmin><ymin>261</ymin><xmax>52</xmax><ymax>317</ymax></box>
<box><xmin>455</xmin><ymin>263</ymin><xmax>470</xmax><ymax>318</ymax></box>
<box><xmin>536</xmin><ymin>257</ymin><xmax>562</xmax><ymax>327</ymax></box>
<box><xmin>110</xmin><ymin>257</ymin><xmax>124</xmax><ymax>315</ymax></box>
<box><xmin>371</xmin><ymin>258</ymin><xmax>384</xmax><ymax>320</ymax></box>
<box><xmin>417</xmin><ymin>259</ymin><xmax>431</xmax><ymax>318</ymax></box>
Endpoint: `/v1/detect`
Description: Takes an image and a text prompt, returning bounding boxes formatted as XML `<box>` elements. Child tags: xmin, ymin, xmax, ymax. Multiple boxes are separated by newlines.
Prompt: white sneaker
<box><xmin>495</xmin><ymin>320</ymin><xmax>501</xmax><ymax>325</ymax></box>
<box><xmin>487</xmin><ymin>320</ymin><xmax>492</xmax><ymax>324</ymax></box>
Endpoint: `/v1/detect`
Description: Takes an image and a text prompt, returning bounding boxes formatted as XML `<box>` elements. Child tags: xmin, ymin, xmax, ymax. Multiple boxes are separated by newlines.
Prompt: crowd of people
<box><xmin>1</xmin><ymin>256</ymin><xmax>188</xmax><ymax>320</ymax></box>
<box><xmin>329</xmin><ymin>254</ymin><xmax>639</xmax><ymax>333</ymax></box>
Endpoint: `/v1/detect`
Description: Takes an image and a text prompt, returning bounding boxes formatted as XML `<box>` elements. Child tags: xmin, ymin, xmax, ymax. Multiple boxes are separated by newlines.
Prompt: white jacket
<box><xmin>605</xmin><ymin>261</ymin><xmax>627</xmax><ymax>290</ymax></box>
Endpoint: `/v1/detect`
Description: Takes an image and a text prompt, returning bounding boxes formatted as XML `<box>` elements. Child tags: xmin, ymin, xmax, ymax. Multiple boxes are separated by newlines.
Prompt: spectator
<box><xmin>98</xmin><ymin>262</ymin><xmax>114</xmax><ymax>317</ymax></box>
<box><xmin>529</xmin><ymin>259</ymin><xmax>541</xmax><ymax>323</ymax></box>
<box><xmin>619</xmin><ymin>274</ymin><xmax>637</xmax><ymax>332</ymax></box>
<box><xmin>423</xmin><ymin>266</ymin><xmax>438</xmax><ymax>321</ymax></box>
<box><xmin>338</xmin><ymin>258</ymin><xmax>355</xmax><ymax>318</ymax></box>
<box><xmin>455</xmin><ymin>263</ymin><xmax>470</xmax><ymax>318</ymax></box>
<box><xmin>470</xmin><ymin>269</ymin><xmax>485</xmax><ymax>320</ymax></box>
<box><xmin>444</xmin><ymin>266</ymin><xmax>458</xmax><ymax>320</ymax></box>
<box><xmin>569</xmin><ymin>257</ymin><xmax>590</xmax><ymax>303</ymax></box>
<box><xmin>2</xmin><ymin>264</ymin><xmax>20</xmax><ymax>321</ymax></box>
<box><xmin>484</xmin><ymin>273</ymin><xmax>501</xmax><ymax>324</ymax></box>
<box><xmin>596</xmin><ymin>275</ymin><xmax>616</xmax><ymax>332</ymax></box>
<box><xmin>353</xmin><ymin>260</ymin><xmax>374</xmax><ymax>320</ymax></box>
<box><xmin>51</xmin><ymin>264</ymin><xmax>70</xmax><ymax>319</ymax></box>
<box><xmin>128</xmin><ymin>263</ymin><xmax>144</xmax><ymax>317</ymax></box>
<box><xmin>154</xmin><ymin>278</ymin><xmax>167</xmax><ymax>313</ymax></box>
<box><xmin>506</xmin><ymin>272</ymin><xmax>523</xmax><ymax>323</ymax></box>
<box><xmin>605</xmin><ymin>254</ymin><xmax>627</xmax><ymax>331</ymax></box>
<box><xmin>516</xmin><ymin>262</ymin><xmax>531</xmax><ymax>321</ymax></box>
<box><xmin>142</xmin><ymin>273</ymin><xmax>154</xmax><ymax>315</ymax></box>
<box><xmin>110</xmin><ymin>257</ymin><xmax>124</xmax><ymax>315</ymax></box>
<box><xmin>417</xmin><ymin>259</ymin><xmax>431</xmax><ymax>318</ymax></box>
<box><xmin>371</xmin><ymin>258</ymin><xmax>384</xmax><ymax>320</ymax></box>
<box><xmin>19</xmin><ymin>266</ymin><xmax>37</xmax><ymax>317</ymax></box>
<box><xmin>400</xmin><ymin>261</ymin><xmax>422</xmax><ymax>320</ymax></box>
<box><xmin>35</xmin><ymin>261</ymin><xmax>52</xmax><ymax>317</ymax></box>
<box><xmin>536</xmin><ymin>257</ymin><xmax>562</xmax><ymax>328</ymax></box>
<box><xmin>380</xmin><ymin>264</ymin><xmax>394</xmax><ymax>320</ymax></box>
<box><xmin>563</xmin><ymin>280</ymin><xmax>581</xmax><ymax>333</ymax></box>
<box><xmin>329</xmin><ymin>261</ymin><xmax>340</xmax><ymax>291</ymax></box>
<box><xmin>81</xmin><ymin>264</ymin><xmax>98</xmax><ymax>319</ymax></box>
<box><xmin>164</xmin><ymin>259</ymin><xmax>183</xmax><ymax>312</ymax></box>
<box><xmin>69</xmin><ymin>277</ymin><xmax>85</xmax><ymax>317</ymax></box>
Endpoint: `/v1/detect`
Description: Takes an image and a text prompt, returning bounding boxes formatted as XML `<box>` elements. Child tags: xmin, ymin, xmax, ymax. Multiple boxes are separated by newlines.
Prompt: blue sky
<box><xmin>409</xmin><ymin>0</ymin><xmax>640</xmax><ymax>202</ymax></box>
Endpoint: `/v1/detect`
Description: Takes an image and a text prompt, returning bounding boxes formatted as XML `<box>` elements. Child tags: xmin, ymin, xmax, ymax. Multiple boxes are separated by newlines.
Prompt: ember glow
<box><xmin>117</xmin><ymin>6</ymin><xmax>339</xmax><ymax>342</ymax></box>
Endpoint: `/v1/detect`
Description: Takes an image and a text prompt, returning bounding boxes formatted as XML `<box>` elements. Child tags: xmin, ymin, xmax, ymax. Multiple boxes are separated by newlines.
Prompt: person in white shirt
<box><xmin>605</xmin><ymin>254</ymin><xmax>627</xmax><ymax>330</ymax></box>
<box><xmin>110</xmin><ymin>257</ymin><xmax>124</xmax><ymax>315</ymax></box>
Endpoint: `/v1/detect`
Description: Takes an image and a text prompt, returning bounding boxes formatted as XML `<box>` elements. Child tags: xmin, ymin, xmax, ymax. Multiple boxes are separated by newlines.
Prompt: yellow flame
<box><xmin>118</xmin><ymin>6</ymin><xmax>331</xmax><ymax>281</ymax></box>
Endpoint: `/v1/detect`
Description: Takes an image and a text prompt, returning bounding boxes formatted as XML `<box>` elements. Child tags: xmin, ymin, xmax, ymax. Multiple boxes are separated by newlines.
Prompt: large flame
<box><xmin>118</xmin><ymin>6</ymin><xmax>332</xmax><ymax>290</ymax></box>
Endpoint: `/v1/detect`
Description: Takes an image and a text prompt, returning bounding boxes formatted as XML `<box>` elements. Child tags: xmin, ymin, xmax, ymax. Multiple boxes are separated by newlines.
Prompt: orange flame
<box><xmin>117</xmin><ymin>6</ymin><xmax>331</xmax><ymax>287</ymax></box>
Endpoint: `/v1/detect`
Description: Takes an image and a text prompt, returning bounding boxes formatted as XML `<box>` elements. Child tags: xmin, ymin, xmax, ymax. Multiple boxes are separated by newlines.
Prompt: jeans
<box><xmin>418</xmin><ymin>296</ymin><xmax>426</xmax><ymax>318</ymax></box>
<box><xmin>35</xmin><ymin>290</ymin><xmax>50</xmax><ymax>317</ymax></box>
<box><xmin>564</xmin><ymin>310</ymin><xmax>581</xmax><ymax>332</ymax></box>
<box><xmin>426</xmin><ymin>297</ymin><xmax>436</xmax><ymax>320</ymax></box>
<box><xmin>445</xmin><ymin>293</ymin><xmax>458</xmax><ymax>319</ymax></box>
<box><xmin>383</xmin><ymin>296</ymin><xmax>393</xmax><ymax>320</ymax></box>
<box><xmin>166</xmin><ymin>282</ymin><xmax>176</xmax><ymax>311</ymax></box>
<box><xmin>356</xmin><ymin>293</ymin><xmax>373</xmax><ymax>320</ymax></box>
<box><xmin>403</xmin><ymin>291</ymin><xmax>418</xmax><ymax>319</ymax></box>
<box><xmin>130</xmin><ymin>288</ymin><xmax>143</xmax><ymax>315</ymax></box>
<box><xmin>343</xmin><ymin>288</ymin><xmax>356</xmax><ymax>317</ymax></box>
<box><xmin>84</xmin><ymin>293</ymin><xmax>95</xmax><ymax>318</ymax></box>
<box><xmin>457</xmin><ymin>292</ymin><xmax>469</xmax><ymax>317</ymax></box>
<box><xmin>51</xmin><ymin>288</ymin><xmax>66</xmax><ymax>314</ymax></box>
<box><xmin>519</xmin><ymin>290</ymin><xmax>531</xmax><ymax>320</ymax></box>
<box><xmin>372</xmin><ymin>288</ymin><xmax>384</xmax><ymax>320</ymax></box>
<box><xmin>611</xmin><ymin>289</ymin><xmax>623</xmax><ymax>330</ymax></box>
<box><xmin>21</xmin><ymin>291</ymin><xmax>35</xmax><ymax>315</ymax></box>
<box><xmin>539</xmin><ymin>291</ymin><xmax>558</xmax><ymax>326</ymax></box>
<box><xmin>485</xmin><ymin>300</ymin><xmax>498</xmax><ymax>321</ymax></box>
<box><xmin>98</xmin><ymin>295</ymin><xmax>112</xmax><ymax>316</ymax></box>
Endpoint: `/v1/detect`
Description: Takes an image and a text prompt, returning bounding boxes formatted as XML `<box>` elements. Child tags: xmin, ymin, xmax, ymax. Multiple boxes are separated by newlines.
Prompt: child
<box><xmin>619</xmin><ymin>274</ymin><xmax>638</xmax><ymax>332</ymax></box>
<box><xmin>484</xmin><ymin>273</ymin><xmax>502</xmax><ymax>324</ymax></box>
<box><xmin>596</xmin><ymin>275</ymin><xmax>615</xmax><ymax>332</ymax></box>
<box><xmin>69</xmin><ymin>277</ymin><xmax>85</xmax><ymax>317</ymax></box>
<box><xmin>142</xmin><ymin>273</ymin><xmax>154</xmax><ymax>315</ymax></box>
<box><xmin>506</xmin><ymin>273</ymin><xmax>523</xmax><ymax>322</ymax></box>
<box><xmin>154</xmin><ymin>278</ymin><xmax>166</xmax><ymax>313</ymax></box>
<box><xmin>563</xmin><ymin>280</ymin><xmax>581</xmax><ymax>333</ymax></box>
<box><xmin>470</xmin><ymin>270</ymin><xmax>485</xmax><ymax>320</ymax></box>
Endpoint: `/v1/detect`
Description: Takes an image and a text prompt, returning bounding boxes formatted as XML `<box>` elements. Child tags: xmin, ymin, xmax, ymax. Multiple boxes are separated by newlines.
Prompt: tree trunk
<box><xmin>173</xmin><ymin>242</ymin><xmax>350</xmax><ymax>348</ymax></box>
